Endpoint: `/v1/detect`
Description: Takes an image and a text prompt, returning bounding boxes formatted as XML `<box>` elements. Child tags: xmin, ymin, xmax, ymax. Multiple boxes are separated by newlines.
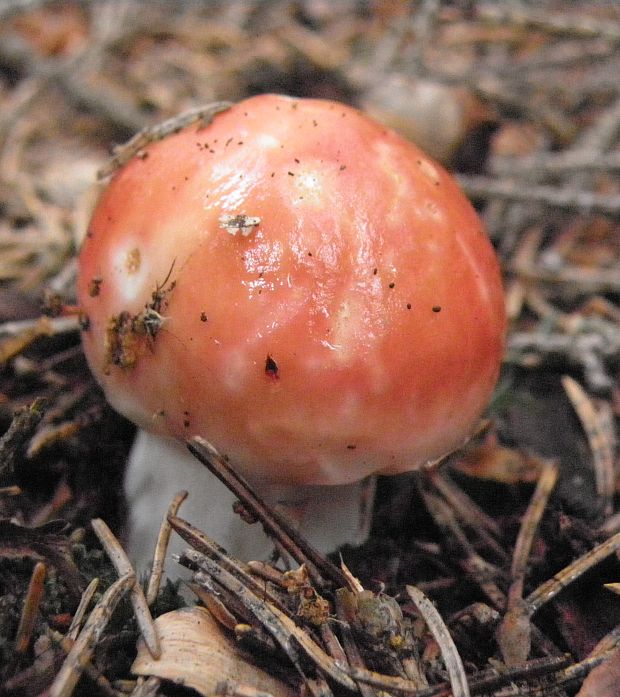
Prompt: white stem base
<box><xmin>124</xmin><ymin>430</ymin><xmax>375</xmax><ymax>576</ymax></box>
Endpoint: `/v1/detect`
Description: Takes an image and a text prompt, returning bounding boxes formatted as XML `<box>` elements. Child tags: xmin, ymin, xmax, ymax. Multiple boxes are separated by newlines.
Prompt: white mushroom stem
<box><xmin>124</xmin><ymin>429</ymin><xmax>376</xmax><ymax>575</ymax></box>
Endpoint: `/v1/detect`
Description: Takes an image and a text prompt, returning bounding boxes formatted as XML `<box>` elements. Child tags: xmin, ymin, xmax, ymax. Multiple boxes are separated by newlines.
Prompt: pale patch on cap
<box><xmin>111</xmin><ymin>240</ymin><xmax>150</xmax><ymax>304</ymax></box>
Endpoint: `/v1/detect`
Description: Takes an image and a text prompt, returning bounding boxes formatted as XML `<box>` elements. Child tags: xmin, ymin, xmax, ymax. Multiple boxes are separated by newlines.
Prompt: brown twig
<box><xmin>0</xmin><ymin>30</ymin><xmax>147</xmax><ymax>132</ymax></box>
<box><xmin>430</xmin><ymin>470</ymin><xmax>507</xmax><ymax>562</ymax></box>
<box><xmin>506</xmin><ymin>331</ymin><xmax>618</xmax><ymax>395</ymax></box>
<box><xmin>168</xmin><ymin>515</ymin><xmax>291</xmax><ymax>617</ymax></box>
<box><xmin>187</xmin><ymin>436</ymin><xmax>348</xmax><ymax>588</ymax></box>
<box><xmin>47</xmin><ymin>629</ymin><xmax>119</xmax><ymax>697</ymax></box>
<box><xmin>91</xmin><ymin>518</ymin><xmax>161</xmax><ymax>659</ymax></box>
<box><xmin>49</xmin><ymin>572</ymin><xmax>135</xmax><ymax>697</ymax></box>
<box><xmin>561</xmin><ymin>376</ymin><xmax>616</xmax><ymax>515</ymax></box>
<box><xmin>406</xmin><ymin>584</ymin><xmax>470</xmax><ymax>697</ymax></box>
<box><xmin>179</xmin><ymin>548</ymin><xmax>357</xmax><ymax>692</ymax></box>
<box><xmin>14</xmin><ymin>561</ymin><xmax>47</xmax><ymax>654</ymax></box>
<box><xmin>145</xmin><ymin>490</ymin><xmax>188</xmax><ymax>606</ymax></box>
<box><xmin>419</xmin><ymin>488</ymin><xmax>507</xmax><ymax>611</ymax></box>
<box><xmin>66</xmin><ymin>577</ymin><xmax>99</xmax><ymax>641</ymax></box>
<box><xmin>491</xmin><ymin>150</ymin><xmax>620</xmax><ymax>177</ymax></box>
<box><xmin>496</xmin><ymin>460</ymin><xmax>559</xmax><ymax>666</ymax></box>
<box><xmin>526</xmin><ymin>529</ymin><xmax>620</xmax><ymax>615</ymax></box>
<box><xmin>476</xmin><ymin>3</ymin><xmax>620</xmax><ymax>42</ymax></box>
<box><xmin>129</xmin><ymin>676</ymin><xmax>162</xmax><ymax>697</ymax></box>
<box><xmin>458</xmin><ymin>174</ymin><xmax>620</xmax><ymax>218</ymax></box>
<box><xmin>97</xmin><ymin>101</ymin><xmax>232</xmax><ymax>178</ymax></box>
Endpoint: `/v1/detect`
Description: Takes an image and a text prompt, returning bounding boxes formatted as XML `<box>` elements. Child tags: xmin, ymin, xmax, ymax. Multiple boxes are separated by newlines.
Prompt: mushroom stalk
<box><xmin>125</xmin><ymin>429</ymin><xmax>375</xmax><ymax>572</ymax></box>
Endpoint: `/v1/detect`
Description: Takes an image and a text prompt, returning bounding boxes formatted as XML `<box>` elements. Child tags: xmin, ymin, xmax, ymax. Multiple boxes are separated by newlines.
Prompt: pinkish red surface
<box><xmin>78</xmin><ymin>94</ymin><xmax>505</xmax><ymax>485</ymax></box>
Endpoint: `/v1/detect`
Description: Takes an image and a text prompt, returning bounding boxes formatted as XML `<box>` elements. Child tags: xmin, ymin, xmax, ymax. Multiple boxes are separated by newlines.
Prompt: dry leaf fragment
<box><xmin>132</xmin><ymin>607</ymin><xmax>296</xmax><ymax>697</ymax></box>
<box><xmin>453</xmin><ymin>441</ymin><xmax>542</xmax><ymax>484</ymax></box>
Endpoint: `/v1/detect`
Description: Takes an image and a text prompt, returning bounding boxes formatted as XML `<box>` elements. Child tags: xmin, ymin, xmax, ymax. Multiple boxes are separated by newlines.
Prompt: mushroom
<box><xmin>77</xmin><ymin>94</ymin><xmax>505</xmax><ymax>571</ymax></box>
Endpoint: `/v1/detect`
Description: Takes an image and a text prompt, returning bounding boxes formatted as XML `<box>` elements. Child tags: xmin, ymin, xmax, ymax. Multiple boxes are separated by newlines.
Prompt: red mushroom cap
<box><xmin>78</xmin><ymin>94</ymin><xmax>505</xmax><ymax>485</ymax></box>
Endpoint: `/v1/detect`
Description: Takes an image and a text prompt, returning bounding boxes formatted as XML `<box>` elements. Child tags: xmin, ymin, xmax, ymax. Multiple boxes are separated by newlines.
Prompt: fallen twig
<box><xmin>419</xmin><ymin>488</ymin><xmax>507</xmax><ymax>610</ymax></box>
<box><xmin>14</xmin><ymin>561</ymin><xmax>47</xmax><ymax>654</ymax></box>
<box><xmin>66</xmin><ymin>577</ymin><xmax>99</xmax><ymax>641</ymax></box>
<box><xmin>476</xmin><ymin>3</ymin><xmax>620</xmax><ymax>42</ymax></box>
<box><xmin>526</xmin><ymin>529</ymin><xmax>620</xmax><ymax>615</ymax></box>
<box><xmin>562</xmin><ymin>376</ymin><xmax>616</xmax><ymax>515</ymax></box>
<box><xmin>506</xmin><ymin>331</ymin><xmax>619</xmax><ymax>394</ymax></box>
<box><xmin>406</xmin><ymin>584</ymin><xmax>470</xmax><ymax>697</ymax></box>
<box><xmin>97</xmin><ymin>101</ymin><xmax>232</xmax><ymax>178</ymax></box>
<box><xmin>187</xmin><ymin>436</ymin><xmax>348</xmax><ymax>588</ymax></box>
<box><xmin>91</xmin><ymin>518</ymin><xmax>160</xmax><ymax>658</ymax></box>
<box><xmin>496</xmin><ymin>460</ymin><xmax>559</xmax><ymax>666</ymax></box>
<box><xmin>49</xmin><ymin>572</ymin><xmax>135</xmax><ymax>697</ymax></box>
<box><xmin>145</xmin><ymin>490</ymin><xmax>188</xmax><ymax>606</ymax></box>
<box><xmin>168</xmin><ymin>515</ymin><xmax>291</xmax><ymax>617</ymax></box>
<box><xmin>458</xmin><ymin>174</ymin><xmax>620</xmax><ymax>218</ymax></box>
<box><xmin>178</xmin><ymin>548</ymin><xmax>357</xmax><ymax>692</ymax></box>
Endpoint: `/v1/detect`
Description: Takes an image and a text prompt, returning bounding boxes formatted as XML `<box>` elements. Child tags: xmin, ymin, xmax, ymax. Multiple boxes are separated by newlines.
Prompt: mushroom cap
<box><xmin>78</xmin><ymin>94</ymin><xmax>505</xmax><ymax>485</ymax></box>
